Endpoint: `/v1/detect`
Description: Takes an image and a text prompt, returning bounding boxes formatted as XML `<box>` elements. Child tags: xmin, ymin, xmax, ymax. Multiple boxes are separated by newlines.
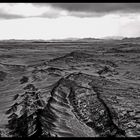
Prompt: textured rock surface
<box><xmin>0</xmin><ymin>41</ymin><xmax>140</xmax><ymax>137</ymax></box>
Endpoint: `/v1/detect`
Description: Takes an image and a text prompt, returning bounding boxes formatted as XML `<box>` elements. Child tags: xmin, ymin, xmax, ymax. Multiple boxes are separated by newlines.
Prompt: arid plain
<box><xmin>0</xmin><ymin>39</ymin><xmax>140</xmax><ymax>137</ymax></box>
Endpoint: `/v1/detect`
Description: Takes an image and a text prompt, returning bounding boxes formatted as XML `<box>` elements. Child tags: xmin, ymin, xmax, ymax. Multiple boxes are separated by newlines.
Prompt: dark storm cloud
<box><xmin>42</xmin><ymin>3</ymin><xmax>140</xmax><ymax>13</ymax></box>
<box><xmin>1</xmin><ymin>3</ymin><xmax>140</xmax><ymax>19</ymax></box>
<box><xmin>34</xmin><ymin>3</ymin><xmax>140</xmax><ymax>17</ymax></box>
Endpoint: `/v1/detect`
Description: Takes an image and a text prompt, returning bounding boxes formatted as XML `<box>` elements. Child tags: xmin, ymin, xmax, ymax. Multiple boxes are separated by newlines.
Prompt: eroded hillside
<box><xmin>0</xmin><ymin>41</ymin><xmax>140</xmax><ymax>137</ymax></box>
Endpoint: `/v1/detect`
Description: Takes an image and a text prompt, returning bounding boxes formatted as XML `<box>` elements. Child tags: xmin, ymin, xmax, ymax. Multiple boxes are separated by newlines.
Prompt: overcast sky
<box><xmin>0</xmin><ymin>3</ymin><xmax>140</xmax><ymax>40</ymax></box>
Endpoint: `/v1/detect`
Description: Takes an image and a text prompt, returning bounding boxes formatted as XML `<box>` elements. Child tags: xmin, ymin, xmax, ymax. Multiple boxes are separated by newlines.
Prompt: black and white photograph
<box><xmin>0</xmin><ymin>3</ymin><xmax>140</xmax><ymax>137</ymax></box>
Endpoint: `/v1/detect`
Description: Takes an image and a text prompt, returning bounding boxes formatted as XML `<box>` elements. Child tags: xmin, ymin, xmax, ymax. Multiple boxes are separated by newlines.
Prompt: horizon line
<box><xmin>0</xmin><ymin>36</ymin><xmax>138</xmax><ymax>41</ymax></box>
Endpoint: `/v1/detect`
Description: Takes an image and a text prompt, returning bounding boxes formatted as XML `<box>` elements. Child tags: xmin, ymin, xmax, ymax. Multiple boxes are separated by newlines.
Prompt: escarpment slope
<box><xmin>0</xmin><ymin>41</ymin><xmax>140</xmax><ymax>137</ymax></box>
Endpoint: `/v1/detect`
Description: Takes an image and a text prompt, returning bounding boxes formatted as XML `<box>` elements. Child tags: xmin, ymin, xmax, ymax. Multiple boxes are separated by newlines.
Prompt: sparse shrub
<box><xmin>0</xmin><ymin>71</ymin><xmax>7</xmax><ymax>81</ymax></box>
<box><xmin>20</xmin><ymin>76</ymin><xmax>28</xmax><ymax>84</ymax></box>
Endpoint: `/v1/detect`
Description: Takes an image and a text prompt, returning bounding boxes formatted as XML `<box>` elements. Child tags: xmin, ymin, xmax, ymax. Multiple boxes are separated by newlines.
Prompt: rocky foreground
<box><xmin>0</xmin><ymin>42</ymin><xmax>140</xmax><ymax>137</ymax></box>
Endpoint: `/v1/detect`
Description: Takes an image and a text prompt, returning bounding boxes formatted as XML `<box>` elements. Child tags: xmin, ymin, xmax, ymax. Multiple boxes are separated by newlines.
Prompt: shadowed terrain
<box><xmin>0</xmin><ymin>39</ymin><xmax>140</xmax><ymax>137</ymax></box>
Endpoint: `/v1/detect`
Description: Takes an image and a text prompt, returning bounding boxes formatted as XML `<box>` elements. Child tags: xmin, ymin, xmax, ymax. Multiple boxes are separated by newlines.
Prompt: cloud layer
<box><xmin>0</xmin><ymin>3</ymin><xmax>140</xmax><ymax>39</ymax></box>
<box><xmin>48</xmin><ymin>3</ymin><xmax>140</xmax><ymax>13</ymax></box>
<box><xmin>36</xmin><ymin>3</ymin><xmax>140</xmax><ymax>17</ymax></box>
<box><xmin>0</xmin><ymin>3</ymin><xmax>140</xmax><ymax>19</ymax></box>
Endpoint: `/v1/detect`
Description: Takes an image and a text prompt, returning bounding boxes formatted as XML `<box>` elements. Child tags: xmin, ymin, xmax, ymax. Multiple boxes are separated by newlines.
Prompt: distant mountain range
<box><xmin>47</xmin><ymin>37</ymin><xmax>106</xmax><ymax>42</ymax></box>
<box><xmin>101</xmin><ymin>36</ymin><xmax>124</xmax><ymax>40</ymax></box>
<box><xmin>1</xmin><ymin>37</ymin><xmax>140</xmax><ymax>43</ymax></box>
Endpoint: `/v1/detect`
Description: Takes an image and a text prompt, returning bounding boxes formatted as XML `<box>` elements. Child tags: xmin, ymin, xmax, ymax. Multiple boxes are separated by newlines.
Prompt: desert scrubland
<box><xmin>0</xmin><ymin>39</ymin><xmax>140</xmax><ymax>137</ymax></box>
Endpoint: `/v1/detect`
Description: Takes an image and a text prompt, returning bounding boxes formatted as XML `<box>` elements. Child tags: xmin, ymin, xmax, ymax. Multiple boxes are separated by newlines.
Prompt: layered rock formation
<box><xmin>0</xmin><ymin>41</ymin><xmax>140</xmax><ymax>137</ymax></box>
